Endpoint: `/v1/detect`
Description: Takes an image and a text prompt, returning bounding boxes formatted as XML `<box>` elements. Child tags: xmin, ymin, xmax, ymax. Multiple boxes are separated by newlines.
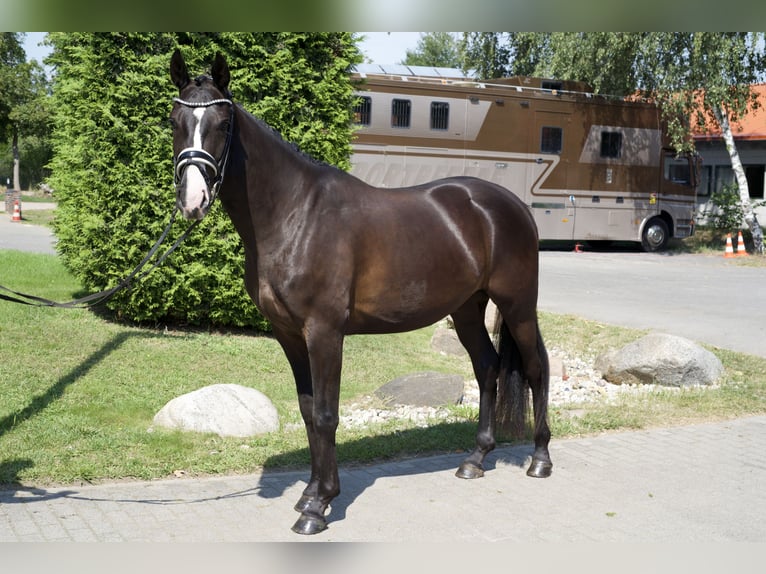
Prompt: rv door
<box><xmin>528</xmin><ymin>110</ymin><xmax>575</xmax><ymax>241</ymax></box>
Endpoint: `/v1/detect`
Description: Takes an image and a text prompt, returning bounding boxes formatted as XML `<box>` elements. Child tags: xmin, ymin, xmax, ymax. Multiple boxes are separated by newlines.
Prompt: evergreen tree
<box><xmin>47</xmin><ymin>32</ymin><xmax>362</xmax><ymax>328</ymax></box>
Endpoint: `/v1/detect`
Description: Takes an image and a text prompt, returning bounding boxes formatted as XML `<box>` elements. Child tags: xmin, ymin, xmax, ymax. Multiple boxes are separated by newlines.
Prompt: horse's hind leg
<box><xmin>526</xmin><ymin>325</ymin><xmax>552</xmax><ymax>478</ymax></box>
<box><xmin>499</xmin><ymin>310</ymin><xmax>552</xmax><ymax>478</ymax></box>
<box><xmin>451</xmin><ymin>294</ymin><xmax>500</xmax><ymax>479</ymax></box>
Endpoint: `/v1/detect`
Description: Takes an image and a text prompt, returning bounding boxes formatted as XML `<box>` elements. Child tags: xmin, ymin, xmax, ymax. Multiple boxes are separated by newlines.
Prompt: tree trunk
<box><xmin>716</xmin><ymin>105</ymin><xmax>764</xmax><ymax>254</ymax></box>
<box><xmin>12</xmin><ymin>128</ymin><xmax>21</xmax><ymax>192</ymax></box>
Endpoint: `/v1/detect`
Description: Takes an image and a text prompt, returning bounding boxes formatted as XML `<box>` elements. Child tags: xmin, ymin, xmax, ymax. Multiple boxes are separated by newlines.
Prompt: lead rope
<box><xmin>0</xmin><ymin>209</ymin><xmax>200</xmax><ymax>309</ymax></box>
<box><xmin>0</xmin><ymin>98</ymin><xmax>235</xmax><ymax>310</ymax></box>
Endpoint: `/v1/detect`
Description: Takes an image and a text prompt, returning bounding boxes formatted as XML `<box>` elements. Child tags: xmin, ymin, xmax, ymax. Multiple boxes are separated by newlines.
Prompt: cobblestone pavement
<box><xmin>2</xmin><ymin>415</ymin><xmax>764</xmax><ymax>542</ymax></box>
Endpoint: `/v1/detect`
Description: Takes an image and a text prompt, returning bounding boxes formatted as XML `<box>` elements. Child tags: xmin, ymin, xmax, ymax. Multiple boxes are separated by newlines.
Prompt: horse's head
<box><xmin>169</xmin><ymin>50</ymin><xmax>234</xmax><ymax>220</ymax></box>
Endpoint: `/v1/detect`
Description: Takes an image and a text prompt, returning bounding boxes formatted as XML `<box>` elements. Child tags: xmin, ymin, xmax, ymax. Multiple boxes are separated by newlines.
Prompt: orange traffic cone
<box><xmin>723</xmin><ymin>233</ymin><xmax>735</xmax><ymax>258</ymax></box>
<box><xmin>11</xmin><ymin>200</ymin><xmax>21</xmax><ymax>222</ymax></box>
<box><xmin>736</xmin><ymin>231</ymin><xmax>749</xmax><ymax>257</ymax></box>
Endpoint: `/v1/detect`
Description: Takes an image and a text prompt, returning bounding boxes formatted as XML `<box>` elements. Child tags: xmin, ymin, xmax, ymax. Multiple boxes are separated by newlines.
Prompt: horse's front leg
<box><xmin>291</xmin><ymin>322</ymin><xmax>343</xmax><ymax>535</ymax></box>
<box><xmin>294</xmin><ymin>393</ymin><xmax>321</xmax><ymax>513</ymax></box>
<box><xmin>269</xmin><ymin>327</ymin><xmax>325</xmax><ymax>518</ymax></box>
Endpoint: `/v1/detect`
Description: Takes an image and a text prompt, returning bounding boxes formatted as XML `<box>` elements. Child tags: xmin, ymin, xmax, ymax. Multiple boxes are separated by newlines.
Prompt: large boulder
<box><xmin>153</xmin><ymin>384</ymin><xmax>279</xmax><ymax>437</ymax></box>
<box><xmin>595</xmin><ymin>333</ymin><xmax>723</xmax><ymax>387</ymax></box>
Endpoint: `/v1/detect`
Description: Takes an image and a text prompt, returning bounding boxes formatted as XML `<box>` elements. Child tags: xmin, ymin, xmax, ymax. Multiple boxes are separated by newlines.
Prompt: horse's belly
<box><xmin>348</xmin><ymin>278</ymin><xmax>474</xmax><ymax>334</ymax></box>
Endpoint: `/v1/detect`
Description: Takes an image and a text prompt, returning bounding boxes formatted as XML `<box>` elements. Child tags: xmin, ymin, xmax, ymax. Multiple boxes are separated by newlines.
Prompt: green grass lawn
<box><xmin>1</xmin><ymin>249</ymin><xmax>765</xmax><ymax>487</ymax></box>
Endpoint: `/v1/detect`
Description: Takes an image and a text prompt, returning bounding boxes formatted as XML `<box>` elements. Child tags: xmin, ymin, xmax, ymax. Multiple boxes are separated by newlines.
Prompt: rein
<box><xmin>0</xmin><ymin>209</ymin><xmax>200</xmax><ymax>309</ymax></box>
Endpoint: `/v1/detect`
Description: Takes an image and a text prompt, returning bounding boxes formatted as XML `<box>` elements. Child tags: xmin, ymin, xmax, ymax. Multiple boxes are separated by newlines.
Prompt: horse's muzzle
<box><xmin>176</xmin><ymin>191</ymin><xmax>209</xmax><ymax>220</ymax></box>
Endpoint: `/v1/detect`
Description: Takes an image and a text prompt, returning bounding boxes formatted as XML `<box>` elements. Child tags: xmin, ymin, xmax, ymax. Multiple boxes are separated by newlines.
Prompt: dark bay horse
<box><xmin>169</xmin><ymin>51</ymin><xmax>552</xmax><ymax>535</ymax></box>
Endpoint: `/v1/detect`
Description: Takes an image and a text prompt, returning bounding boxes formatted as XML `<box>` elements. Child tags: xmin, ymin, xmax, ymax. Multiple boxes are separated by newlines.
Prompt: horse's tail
<box><xmin>493</xmin><ymin>310</ymin><xmax>547</xmax><ymax>440</ymax></box>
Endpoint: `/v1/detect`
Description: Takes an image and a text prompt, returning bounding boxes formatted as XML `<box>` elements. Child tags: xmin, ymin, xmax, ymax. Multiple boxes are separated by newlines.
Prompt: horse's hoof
<box><xmin>293</xmin><ymin>494</ymin><xmax>313</xmax><ymax>513</ymax></box>
<box><xmin>527</xmin><ymin>459</ymin><xmax>553</xmax><ymax>478</ymax></box>
<box><xmin>291</xmin><ymin>513</ymin><xmax>328</xmax><ymax>535</ymax></box>
<box><xmin>455</xmin><ymin>462</ymin><xmax>485</xmax><ymax>479</ymax></box>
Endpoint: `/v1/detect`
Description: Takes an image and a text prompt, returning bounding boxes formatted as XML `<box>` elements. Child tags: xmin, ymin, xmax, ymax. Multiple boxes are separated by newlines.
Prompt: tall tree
<box><xmin>460</xmin><ymin>32</ymin><xmax>512</xmax><ymax>79</ymax></box>
<box><xmin>402</xmin><ymin>32</ymin><xmax>462</xmax><ymax>68</ymax></box>
<box><xmin>460</xmin><ymin>33</ymin><xmax>551</xmax><ymax>79</ymax></box>
<box><xmin>0</xmin><ymin>32</ymin><xmax>49</xmax><ymax>191</ymax></box>
<box><xmin>46</xmin><ymin>32</ymin><xmax>362</xmax><ymax>328</ymax></box>
<box><xmin>531</xmin><ymin>33</ymin><xmax>644</xmax><ymax>96</ymax></box>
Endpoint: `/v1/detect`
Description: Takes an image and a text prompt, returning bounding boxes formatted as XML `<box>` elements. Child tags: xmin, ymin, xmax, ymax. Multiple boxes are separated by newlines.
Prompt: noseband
<box><xmin>173</xmin><ymin>97</ymin><xmax>234</xmax><ymax>205</ymax></box>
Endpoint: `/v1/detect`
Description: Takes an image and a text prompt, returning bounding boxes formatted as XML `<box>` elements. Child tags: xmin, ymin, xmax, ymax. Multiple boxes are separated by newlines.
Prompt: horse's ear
<box><xmin>211</xmin><ymin>52</ymin><xmax>230</xmax><ymax>93</ymax></box>
<box><xmin>170</xmin><ymin>49</ymin><xmax>190</xmax><ymax>90</ymax></box>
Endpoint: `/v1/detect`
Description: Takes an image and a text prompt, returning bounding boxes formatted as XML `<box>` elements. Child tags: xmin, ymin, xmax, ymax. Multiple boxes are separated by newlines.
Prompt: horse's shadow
<box><xmin>257</xmin><ymin>424</ymin><xmax>535</xmax><ymax>525</ymax></box>
<box><xmin>1</xmin><ymin>424</ymin><xmax>534</xmax><ymax>537</ymax></box>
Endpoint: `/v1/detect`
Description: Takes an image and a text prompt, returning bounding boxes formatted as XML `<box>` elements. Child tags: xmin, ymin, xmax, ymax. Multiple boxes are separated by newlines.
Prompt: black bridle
<box><xmin>0</xmin><ymin>98</ymin><xmax>236</xmax><ymax>310</ymax></box>
<box><xmin>172</xmin><ymin>96</ymin><xmax>234</xmax><ymax>207</ymax></box>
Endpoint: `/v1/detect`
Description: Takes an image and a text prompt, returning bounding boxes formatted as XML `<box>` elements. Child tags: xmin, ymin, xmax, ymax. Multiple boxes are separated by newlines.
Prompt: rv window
<box><xmin>391</xmin><ymin>99</ymin><xmax>411</xmax><ymax>128</ymax></box>
<box><xmin>542</xmin><ymin>81</ymin><xmax>563</xmax><ymax>91</ymax></box>
<box><xmin>353</xmin><ymin>96</ymin><xmax>372</xmax><ymax>126</ymax></box>
<box><xmin>664</xmin><ymin>154</ymin><xmax>691</xmax><ymax>185</ymax></box>
<box><xmin>540</xmin><ymin>126</ymin><xmax>563</xmax><ymax>154</ymax></box>
<box><xmin>600</xmin><ymin>131</ymin><xmax>622</xmax><ymax>158</ymax></box>
<box><xmin>430</xmin><ymin>101</ymin><xmax>449</xmax><ymax>130</ymax></box>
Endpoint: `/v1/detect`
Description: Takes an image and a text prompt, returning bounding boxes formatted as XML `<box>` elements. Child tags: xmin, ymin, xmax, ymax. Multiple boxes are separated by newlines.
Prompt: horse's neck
<box><xmin>223</xmin><ymin>107</ymin><xmax>315</xmax><ymax>242</ymax></box>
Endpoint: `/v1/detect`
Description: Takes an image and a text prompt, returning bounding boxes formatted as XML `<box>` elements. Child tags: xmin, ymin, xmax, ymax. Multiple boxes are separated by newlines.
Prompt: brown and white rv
<box><xmin>350</xmin><ymin>65</ymin><xmax>700</xmax><ymax>251</ymax></box>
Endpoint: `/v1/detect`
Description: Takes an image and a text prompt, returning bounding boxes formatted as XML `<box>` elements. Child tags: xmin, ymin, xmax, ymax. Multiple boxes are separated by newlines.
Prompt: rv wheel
<box><xmin>641</xmin><ymin>217</ymin><xmax>669</xmax><ymax>252</ymax></box>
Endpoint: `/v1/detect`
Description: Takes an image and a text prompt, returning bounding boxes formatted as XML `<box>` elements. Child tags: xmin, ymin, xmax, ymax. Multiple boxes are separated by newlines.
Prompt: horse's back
<box><xmin>333</xmin><ymin>173</ymin><xmax>540</xmax><ymax>332</ymax></box>
<box><xmin>406</xmin><ymin>175</ymin><xmax>539</xmax><ymax>249</ymax></box>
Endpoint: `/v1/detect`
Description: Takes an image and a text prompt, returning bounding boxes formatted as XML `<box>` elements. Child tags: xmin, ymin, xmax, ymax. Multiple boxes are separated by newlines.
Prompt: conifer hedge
<box><xmin>47</xmin><ymin>33</ymin><xmax>362</xmax><ymax>329</ymax></box>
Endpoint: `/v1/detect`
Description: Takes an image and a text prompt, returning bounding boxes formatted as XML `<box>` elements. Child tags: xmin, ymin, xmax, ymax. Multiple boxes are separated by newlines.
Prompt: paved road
<box><xmin>2</xmin><ymin>415</ymin><xmax>765</xmax><ymax>542</ymax></box>
<box><xmin>0</xmin><ymin>202</ymin><xmax>57</xmax><ymax>255</ymax></box>
<box><xmin>538</xmin><ymin>248</ymin><xmax>766</xmax><ymax>358</ymax></box>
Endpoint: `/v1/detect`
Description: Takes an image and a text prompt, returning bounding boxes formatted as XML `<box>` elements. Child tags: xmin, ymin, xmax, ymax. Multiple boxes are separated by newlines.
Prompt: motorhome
<box><xmin>350</xmin><ymin>64</ymin><xmax>700</xmax><ymax>251</ymax></box>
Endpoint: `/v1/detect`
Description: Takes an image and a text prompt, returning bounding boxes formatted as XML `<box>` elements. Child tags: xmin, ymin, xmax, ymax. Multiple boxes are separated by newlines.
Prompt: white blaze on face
<box><xmin>180</xmin><ymin>107</ymin><xmax>210</xmax><ymax>217</ymax></box>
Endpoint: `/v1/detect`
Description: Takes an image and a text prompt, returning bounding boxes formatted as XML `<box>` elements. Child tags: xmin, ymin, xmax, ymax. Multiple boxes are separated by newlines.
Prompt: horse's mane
<box><xmin>249</xmin><ymin>112</ymin><xmax>334</xmax><ymax>170</ymax></box>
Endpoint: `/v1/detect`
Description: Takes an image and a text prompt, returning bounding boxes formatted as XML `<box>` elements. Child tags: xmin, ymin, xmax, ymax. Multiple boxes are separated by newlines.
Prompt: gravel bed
<box><xmin>339</xmin><ymin>348</ymin><xmax>712</xmax><ymax>430</ymax></box>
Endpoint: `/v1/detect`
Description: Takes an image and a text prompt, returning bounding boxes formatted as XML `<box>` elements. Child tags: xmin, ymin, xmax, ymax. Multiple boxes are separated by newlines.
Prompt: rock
<box><xmin>549</xmin><ymin>353</ymin><xmax>568</xmax><ymax>380</ymax></box>
<box><xmin>485</xmin><ymin>301</ymin><xmax>498</xmax><ymax>331</ymax></box>
<box><xmin>430</xmin><ymin>323</ymin><xmax>467</xmax><ymax>357</ymax></box>
<box><xmin>431</xmin><ymin>302</ymin><xmax>500</xmax><ymax>357</ymax></box>
<box><xmin>152</xmin><ymin>383</ymin><xmax>279</xmax><ymax>437</ymax></box>
<box><xmin>375</xmin><ymin>372</ymin><xmax>465</xmax><ymax>407</ymax></box>
<box><xmin>595</xmin><ymin>333</ymin><xmax>723</xmax><ymax>387</ymax></box>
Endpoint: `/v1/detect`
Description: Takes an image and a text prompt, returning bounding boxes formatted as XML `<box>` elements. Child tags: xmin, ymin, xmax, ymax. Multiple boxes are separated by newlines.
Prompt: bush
<box><xmin>47</xmin><ymin>33</ymin><xmax>362</xmax><ymax>329</ymax></box>
<box><xmin>703</xmin><ymin>182</ymin><xmax>766</xmax><ymax>231</ymax></box>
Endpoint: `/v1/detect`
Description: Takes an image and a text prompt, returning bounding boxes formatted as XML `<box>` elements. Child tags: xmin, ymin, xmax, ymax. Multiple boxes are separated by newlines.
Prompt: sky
<box><xmin>356</xmin><ymin>32</ymin><xmax>421</xmax><ymax>64</ymax></box>
<box><xmin>21</xmin><ymin>32</ymin><xmax>422</xmax><ymax>66</ymax></box>
<box><xmin>21</xmin><ymin>31</ymin><xmax>49</xmax><ymax>63</ymax></box>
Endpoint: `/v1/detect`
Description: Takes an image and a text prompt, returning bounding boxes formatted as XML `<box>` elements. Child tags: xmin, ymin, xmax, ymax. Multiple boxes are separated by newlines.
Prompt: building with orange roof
<box><xmin>691</xmin><ymin>84</ymin><xmax>766</xmax><ymax>224</ymax></box>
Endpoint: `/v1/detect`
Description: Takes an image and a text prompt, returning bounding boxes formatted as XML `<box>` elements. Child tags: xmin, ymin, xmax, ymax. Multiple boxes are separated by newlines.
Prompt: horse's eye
<box><xmin>168</xmin><ymin>117</ymin><xmax>178</xmax><ymax>131</ymax></box>
<box><xmin>219</xmin><ymin>120</ymin><xmax>230</xmax><ymax>132</ymax></box>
